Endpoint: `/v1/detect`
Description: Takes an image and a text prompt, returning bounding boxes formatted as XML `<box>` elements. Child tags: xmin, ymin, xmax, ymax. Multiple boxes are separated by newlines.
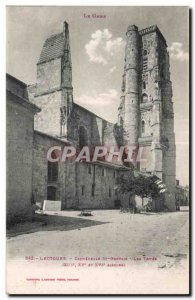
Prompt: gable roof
<box><xmin>37</xmin><ymin>32</ymin><xmax>64</xmax><ymax>64</ymax></box>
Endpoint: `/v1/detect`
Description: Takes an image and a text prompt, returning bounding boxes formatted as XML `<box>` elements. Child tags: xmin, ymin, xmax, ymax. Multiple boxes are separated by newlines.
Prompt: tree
<box><xmin>116</xmin><ymin>173</ymin><xmax>165</xmax><ymax>212</ymax></box>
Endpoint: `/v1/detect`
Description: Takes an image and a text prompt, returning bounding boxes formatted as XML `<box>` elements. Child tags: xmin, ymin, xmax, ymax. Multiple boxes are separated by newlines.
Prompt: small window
<box><xmin>88</xmin><ymin>165</ymin><xmax>92</xmax><ymax>174</ymax></box>
<box><xmin>113</xmin><ymin>170</ymin><xmax>116</xmax><ymax>178</ymax></box>
<box><xmin>109</xmin><ymin>187</ymin><xmax>112</xmax><ymax>197</ymax></box>
<box><xmin>143</xmin><ymin>81</ymin><xmax>146</xmax><ymax>90</ymax></box>
<box><xmin>102</xmin><ymin>168</ymin><xmax>105</xmax><ymax>176</ymax></box>
<box><xmin>142</xmin><ymin>120</ymin><xmax>145</xmax><ymax>134</ymax></box>
<box><xmin>165</xmin><ymin>138</ymin><xmax>169</xmax><ymax>148</ymax></box>
<box><xmin>48</xmin><ymin>152</ymin><xmax>58</xmax><ymax>182</ymax></box>
<box><xmin>81</xmin><ymin>185</ymin><xmax>85</xmax><ymax>196</ymax></box>
<box><xmin>143</xmin><ymin>49</ymin><xmax>148</xmax><ymax>56</ymax></box>
<box><xmin>91</xmin><ymin>183</ymin><xmax>95</xmax><ymax>197</ymax></box>
<box><xmin>142</xmin><ymin>93</ymin><xmax>148</xmax><ymax>103</ymax></box>
<box><xmin>143</xmin><ymin>55</ymin><xmax>148</xmax><ymax>71</ymax></box>
<box><xmin>67</xmin><ymin>99</ymin><xmax>70</xmax><ymax>116</ymax></box>
<box><xmin>60</xmin><ymin>106</ymin><xmax>66</xmax><ymax>125</ymax></box>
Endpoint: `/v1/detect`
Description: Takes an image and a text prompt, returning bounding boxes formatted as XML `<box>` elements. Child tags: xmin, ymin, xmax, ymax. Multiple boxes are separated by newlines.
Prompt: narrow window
<box><xmin>60</xmin><ymin>106</ymin><xmax>66</xmax><ymax>125</ymax></box>
<box><xmin>79</xmin><ymin>126</ymin><xmax>88</xmax><ymax>149</ymax></box>
<box><xmin>109</xmin><ymin>187</ymin><xmax>112</xmax><ymax>197</ymax></box>
<box><xmin>143</xmin><ymin>49</ymin><xmax>148</xmax><ymax>56</ymax></box>
<box><xmin>88</xmin><ymin>165</ymin><xmax>91</xmax><ymax>174</ymax></box>
<box><xmin>143</xmin><ymin>50</ymin><xmax>148</xmax><ymax>71</ymax></box>
<box><xmin>48</xmin><ymin>152</ymin><xmax>58</xmax><ymax>182</ymax></box>
<box><xmin>142</xmin><ymin>93</ymin><xmax>148</xmax><ymax>103</ymax></box>
<box><xmin>67</xmin><ymin>99</ymin><xmax>70</xmax><ymax>116</ymax></box>
<box><xmin>81</xmin><ymin>185</ymin><xmax>85</xmax><ymax>196</ymax></box>
<box><xmin>142</xmin><ymin>120</ymin><xmax>145</xmax><ymax>134</ymax></box>
<box><xmin>143</xmin><ymin>81</ymin><xmax>146</xmax><ymax>90</ymax></box>
<box><xmin>102</xmin><ymin>168</ymin><xmax>105</xmax><ymax>176</ymax></box>
<box><xmin>91</xmin><ymin>183</ymin><xmax>95</xmax><ymax>197</ymax></box>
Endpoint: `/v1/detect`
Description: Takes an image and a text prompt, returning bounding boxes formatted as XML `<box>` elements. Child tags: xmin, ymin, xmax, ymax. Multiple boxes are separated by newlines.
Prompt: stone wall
<box><xmin>32</xmin><ymin>132</ymin><xmax>130</xmax><ymax>210</ymax></box>
<box><xmin>36</xmin><ymin>58</ymin><xmax>61</xmax><ymax>95</ymax></box>
<box><xmin>32</xmin><ymin>131</ymin><xmax>67</xmax><ymax>207</ymax></box>
<box><xmin>67</xmin><ymin>104</ymin><xmax>116</xmax><ymax>147</ymax></box>
<box><xmin>6</xmin><ymin>74</ymin><xmax>39</xmax><ymax>223</ymax></box>
<box><xmin>32</xmin><ymin>90</ymin><xmax>62</xmax><ymax>137</ymax></box>
<box><xmin>67</xmin><ymin>162</ymin><xmax>130</xmax><ymax>209</ymax></box>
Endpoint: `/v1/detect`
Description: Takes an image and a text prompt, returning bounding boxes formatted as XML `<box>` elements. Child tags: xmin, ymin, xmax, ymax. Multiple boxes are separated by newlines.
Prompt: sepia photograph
<box><xmin>6</xmin><ymin>6</ymin><xmax>190</xmax><ymax>295</ymax></box>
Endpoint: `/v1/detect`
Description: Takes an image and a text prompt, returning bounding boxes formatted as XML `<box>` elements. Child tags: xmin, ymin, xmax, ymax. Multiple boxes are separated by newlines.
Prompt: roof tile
<box><xmin>38</xmin><ymin>32</ymin><xmax>64</xmax><ymax>64</ymax></box>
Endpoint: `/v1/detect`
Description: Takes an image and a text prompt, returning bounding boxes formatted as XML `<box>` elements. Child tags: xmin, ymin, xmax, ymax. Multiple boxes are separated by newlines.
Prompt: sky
<box><xmin>6</xmin><ymin>6</ymin><xmax>189</xmax><ymax>186</ymax></box>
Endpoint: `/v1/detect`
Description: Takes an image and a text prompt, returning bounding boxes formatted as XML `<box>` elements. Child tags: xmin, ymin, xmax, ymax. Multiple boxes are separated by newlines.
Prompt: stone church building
<box><xmin>6</xmin><ymin>22</ymin><xmax>176</xmax><ymax>222</ymax></box>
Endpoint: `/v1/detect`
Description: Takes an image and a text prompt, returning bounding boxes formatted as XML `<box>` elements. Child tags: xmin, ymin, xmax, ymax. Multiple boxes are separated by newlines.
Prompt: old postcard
<box><xmin>6</xmin><ymin>6</ymin><xmax>190</xmax><ymax>295</ymax></box>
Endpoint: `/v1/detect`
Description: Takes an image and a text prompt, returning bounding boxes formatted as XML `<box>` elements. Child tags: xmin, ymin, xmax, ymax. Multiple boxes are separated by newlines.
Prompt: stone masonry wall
<box><xmin>32</xmin><ymin>131</ymin><xmax>67</xmax><ymax>207</ymax></box>
<box><xmin>68</xmin><ymin>162</ymin><xmax>130</xmax><ymax>209</ymax></box>
<box><xmin>36</xmin><ymin>58</ymin><xmax>61</xmax><ymax>95</ymax></box>
<box><xmin>68</xmin><ymin>104</ymin><xmax>116</xmax><ymax>147</ymax></box>
<box><xmin>7</xmin><ymin>99</ymin><xmax>34</xmax><ymax>223</ymax></box>
<box><xmin>32</xmin><ymin>91</ymin><xmax>62</xmax><ymax>137</ymax></box>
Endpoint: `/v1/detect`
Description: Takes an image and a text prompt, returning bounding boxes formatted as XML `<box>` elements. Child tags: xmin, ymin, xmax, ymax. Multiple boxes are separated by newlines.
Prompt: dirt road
<box><xmin>6</xmin><ymin>208</ymin><xmax>189</xmax><ymax>294</ymax></box>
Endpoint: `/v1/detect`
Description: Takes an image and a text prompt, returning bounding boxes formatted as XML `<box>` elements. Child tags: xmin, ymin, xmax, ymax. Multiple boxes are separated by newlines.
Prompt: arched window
<box><xmin>141</xmin><ymin>120</ymin><xmax>145</xmax><ymax>134</ymax></box>
<box><xmin>78</xmin><ymin>126</ymin><xmax>88</xmax><ymax>148</ymax></box>
<box><xmin>142</xmin><ymin>93</ymin><xmax>148</xmax><ymax>103</ymax></box>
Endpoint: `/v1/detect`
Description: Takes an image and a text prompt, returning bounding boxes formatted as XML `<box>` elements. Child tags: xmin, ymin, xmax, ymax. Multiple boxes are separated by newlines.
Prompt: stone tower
<box><xmin>118</xmin><ymin>25</ymin><xmax>176</xmax><ymax>211</ymax></box>
<box><xmin>31</xmin><ymin>21</ymin><xmax>73</xmax><ymax>139</ymax></box>
<box><xmin>123</xmin><ymin>25</ymin><xmax>139</xmax><ymax>147</ymax></box>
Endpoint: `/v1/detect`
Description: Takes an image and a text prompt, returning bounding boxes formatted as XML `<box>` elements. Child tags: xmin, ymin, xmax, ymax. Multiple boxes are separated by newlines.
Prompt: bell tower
<box><xmin>118</xmin><ymin>25</ymin><xmax>176</xmax><ymax>211</ymax></box>
<box><xmin>31</xmin><ymin>21</ymin><xmax>74</xmax><ymax>139</ymax></box>
<box><xmin>123</xmin><ymin>25</ymin><xmax>139</xmax><ymax>148</ymax></box>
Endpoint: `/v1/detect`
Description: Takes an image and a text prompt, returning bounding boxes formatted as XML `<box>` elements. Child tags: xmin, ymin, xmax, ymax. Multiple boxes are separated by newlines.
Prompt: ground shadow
<box><xmin>7</xmin><ymin>214</ymin><xmax>109</xmax><ymax>238</ymax></box>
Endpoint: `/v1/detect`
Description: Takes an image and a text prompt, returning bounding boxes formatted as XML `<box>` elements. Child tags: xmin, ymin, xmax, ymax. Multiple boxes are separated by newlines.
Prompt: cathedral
<box><xmin>6</xmin><ymin>22</ymin><xmax>176</xmax><ymax>222</ymax></box>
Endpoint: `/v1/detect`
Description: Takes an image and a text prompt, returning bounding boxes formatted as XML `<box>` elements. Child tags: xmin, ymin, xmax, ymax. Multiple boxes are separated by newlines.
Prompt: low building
<box><xmin>33</xmin><ymin>129</ymin><xmax>130</xmax><ymax>209</ymax></box>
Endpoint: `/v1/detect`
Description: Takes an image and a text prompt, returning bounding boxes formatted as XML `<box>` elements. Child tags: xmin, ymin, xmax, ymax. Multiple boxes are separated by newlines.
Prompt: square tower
<box><xmin>29</xmin><ymin>22</ymin><xmax>73</xmax><ymax>139</ymax></box>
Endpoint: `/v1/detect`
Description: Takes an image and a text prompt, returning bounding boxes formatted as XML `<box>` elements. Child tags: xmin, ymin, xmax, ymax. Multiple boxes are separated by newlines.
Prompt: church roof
<box><xmin>37</xmin><ymin>32</ymin><xmax>64</xmax><ymax>64</ymax></box>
